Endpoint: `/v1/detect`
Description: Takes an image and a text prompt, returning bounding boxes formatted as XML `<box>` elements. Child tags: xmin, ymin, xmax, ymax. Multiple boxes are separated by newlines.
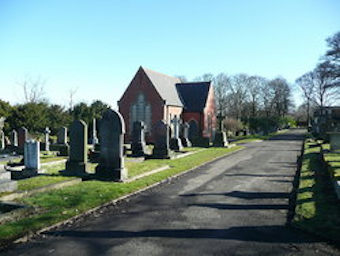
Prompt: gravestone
<box><xmin>18</xmin><ymin>127</ymin><xmax>28</xmax><ymax>149</ymax></box>
<box><xmin>44</xmin><ymin>127</ymin><xmax>51</xmax><ymax>151</ymax></box>
<box><xmin>328</xmin><ymin>132</ymin><xmax>340</xmax><ymax>151</ymax></box>
<box><xmin>213</xmin><ymin>113</ymin><xmax>229</xmax><ymax>147</ymax></box>
<box><xmin>180</xmin><ymin>122</ymin><xmax>192</xmax><ymax>147</ymax></box>
<box><xmin>170</xmin><ymin>117</ymin><xmax>183</xmax><ymax>151</ymax></box>
<box><xmin>19</xmin><ymin>140</ymin><xmax>42</xmax><ymax>178</ymax></box>
<box><xmin>0</xmin><ymin>130</ymin><xmax>4</xmax><ymax>150</ymax></box>
<box><xmin>188</xmin><ymin>120</ymin><xmax>199</xmax><ymax>142</ymax></box>
<box><xmin>90</xmin><ymin>118</ymin><xmax>99</xmax><ymax>145</ymax></box>
<box><xmin>0</xmin><ymin>164</ymin><xmax>17</xmax><ymax>193</ymax></box>
<box><xmin>150</xmin><ymin>120</ymin><xmax>171</xmax><ymax>159</ymax></box>
<box><xmin>10</xmin><ymin>130</ymin><xmax>18</xmax><ymax>147</ymax></box>
<box><xmin>95</xmin><ymin>109</ymin><xmax>127</xmax><ymax>181</ymax></box>
<box><xmin>57</xmin><ymin>127</ymin><xmax>68</xmax><ymax>145</ymax></box>
<box><xmin>0</xmin><ymin>117</ymin><xmax>4</xmax><ymax>150</ymax></box>
<box><xmin>56</xmin><ymin>127</ymin><xmax>69</xmax><ymax>156</ymax></box>
<box><xmin>65</xmin><ymin>120</ymin><xmax>88</xmax><ymax>176</ymax></box>
<box><xmin>131</xmin><ymin>121</ymin><xmax>146</xmax><ymax>157</ymax></box>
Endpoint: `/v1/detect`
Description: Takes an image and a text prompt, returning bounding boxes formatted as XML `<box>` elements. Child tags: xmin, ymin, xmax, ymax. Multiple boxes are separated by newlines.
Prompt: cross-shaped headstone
<box><xmin>44</xmin><ymin>127</ymin><xmax>51</xmax><ymax>151</ymax></box>
<box><xmin>171</xmin><ymin>116</ymin><xmax>181</xmax><ymax>139</ymax></box>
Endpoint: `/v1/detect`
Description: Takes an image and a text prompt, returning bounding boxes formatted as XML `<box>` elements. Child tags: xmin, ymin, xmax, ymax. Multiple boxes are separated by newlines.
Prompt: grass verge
<box><xmin>0</xmin><ymin>146</ymin><xmax>242</xmax><ymax>244</ymax></box>
<box><xmin>292</xmin><ymin>139</ymin><xmax>340</xmax><ymax>243</ymax></box>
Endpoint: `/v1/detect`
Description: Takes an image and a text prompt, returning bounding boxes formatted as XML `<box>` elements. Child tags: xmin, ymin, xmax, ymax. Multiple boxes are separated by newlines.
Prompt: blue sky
<box><xmin>0</xmin><ymin>0</ymin><xmax>339</xmax><ymax>108</ymax></box>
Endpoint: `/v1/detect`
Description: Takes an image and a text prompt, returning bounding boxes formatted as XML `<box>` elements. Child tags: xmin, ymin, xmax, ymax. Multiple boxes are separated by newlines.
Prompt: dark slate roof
<box><xmin>142</xmin><ymin>67</ymin><xmax>183</xmax><ymax>107</ymax></box>
<box><xmin>175</xmin><ymin>82</ymin><xmax>211</xmax><ymax>112</ymax></box>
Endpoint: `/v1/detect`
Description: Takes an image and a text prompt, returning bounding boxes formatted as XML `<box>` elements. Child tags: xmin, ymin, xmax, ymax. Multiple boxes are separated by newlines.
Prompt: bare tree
<box><xmin>295</xmin><ymin>72</ymin><xmax>315</xmax><ymax>125</ymax></box>
<box><xmin>19</xmin><ymin>76</ymin><xmax>47</xmax><ymax>103</ymax></box>
<box><xmin>69</xmin><ymin>87</ymin><xmax>78</xmax><ymax>111</ymax></box>
<box><xmin>313</xmin><ymin>62</ymin><xmax>340</xmax><ymax>107</ymax></box>
<box><xmin>175</xmin><ymin>75</ymin><xmax>188</xmax><ymax>82</ymax></box>
<box><xmin>213</xmin><ymin>73</ymin><xmax>230</xmax><ymax>114</ymax></box>
<box><xmin>247</xmin><ymin>76</ymin><xmax>266</xmax><ymax>117</ymax></box>
<box><xmin>227</xmin><ymin>74</ymin><xmax>249</xmax><ymax>120</ymax></box>
<box><xmin>194</xmin><ymin>73</ymin><xmax>214</xmax><ymax>82</ymax></box>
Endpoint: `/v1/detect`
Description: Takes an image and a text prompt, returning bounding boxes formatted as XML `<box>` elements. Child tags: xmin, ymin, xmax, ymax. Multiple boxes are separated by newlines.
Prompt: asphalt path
<box><xmin>3</xmin><ymin>129</ymin><xmax>340</xmax><ymax>255</ymax></box>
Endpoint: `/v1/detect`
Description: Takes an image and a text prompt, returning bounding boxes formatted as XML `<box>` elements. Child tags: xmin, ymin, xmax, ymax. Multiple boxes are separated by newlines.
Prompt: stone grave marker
<box><xmin>170</xmin><ymin>116</ymin><xmax>183</xmax><ymax>151</ymax></box>
<box><xmin>18</xmin><ymin>127</ymin><xmax>28</xmax><ymax>149</ymax></box>
<box><xmin>0</xmin><ymin>130</ymin><xmax>4</xmax><ymax>150</ymax></box>
<box><xmin>65</xmin><ymin>120</ymin><xmax>88</xmax><ymax>176</ymax></box>
<box><xmin>90</xmin><ymin>118</ymin><xmax>99</xmax><ymax>145</ymax></box>
<box><xmin>328</xmin><ymin>132</ymin><xmax>340</xmax><ymax>151</ymax></box>
<box><xmin>131</xmin><ymin>121</ymin><xmax>146</xmax><ymax>157</ymax></box>
<box><xmin>213</xmin><ymin>113</ymin><xmax>229</xmax><ymax>147</ymax></box>
<box><xmin>180</xmin><ymin>122</ymin><xmax>192</xmax><ymax>147</ymax></box>
<box><xmin>44</xmin><ymin>127</ymin><xmax>51</xmax><ymax>151</ymax></box>
<box><xmin>57</xmin><ymin>127</ymin><xmax>68</xmax><ymax>145</ymax></box>
<box><xmin>10</xmin><ymin>130</ymin><xmax>18</xmax><ymax>147</ymax></box>
<box><xmin>0</xmin><ymin>164</ymin><xmax>17</xmax><ymax>192</ymax></box>
<box><xmin>95</xmin><ymin>109</ymin><xmax>127</xmax><ymax>181</ymax></box>
<box><xmin>150</xmin><ymin>120</ymin><xmax>171</xmax><ymax>159</ymax></box>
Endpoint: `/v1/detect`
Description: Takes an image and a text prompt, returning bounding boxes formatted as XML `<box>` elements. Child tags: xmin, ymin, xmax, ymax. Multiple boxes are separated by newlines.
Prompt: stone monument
<box><xmin>57</xmin><ymin>127</ymin><xmax>68</xmax><ymax>145</ymax></box>
<box><xmin>0</xmin><ymin>164</ymin><xmax>17</xmax><ymax>192</ymax></box>
<box><xmin>0</xmin><ymin>117</ymin><xmax>4</xmax><ymax>150</ymax></box>
<box><xmin>213</xmin><ymin>113</ymin><xmax>229</xmax><ymax>147</ymax></box>
<box><xmin>10</xmin><ymin>130</ymin><xmax>18</xmax><ymax>147</ymax></box>
<box><xmin>150</xmin><ymin>120</ymin><xmax>171</xmax><ymax>159</ymax></box>
<box><xmin>328</xmin><ymin>132</ymin><xmax>340</xmax><ymax>151</ymax></box>
<box><xmin>89</xmin><ymin>118</ymin><xmax>99</xmax><ymax>145</ymax></box>
<box><xmin>170</xmin><ymin>117</ymin><xmax>183</xmax><ymax>151</ymax></box>
<box><xmin>180</xmin><ymin>122</ymin><xmax>192</xmax><ymax>147</ymax></box>
<box><xmin>95</xmin><ymin>109</ymin><xmax>127</xmax><ymax>181</ymax></box>
<box><xmin>19</xmin><ymin>140</ymin><xmax>42</xmax><ymax>178</ymax></box>
<box><xmin>131</xmin><ymin>121</ymin><xmax>146</xmax><ymax>157</ymax></box>
<box><xmin>57</xmin><ymin>127</ymin><xmax>69</xmax><ymax>156</ymax></box>
<box><xmin>18</xmin><ymin>127</ymin><xmax>28</xmax><ymax>149</ymax></box>
<box><xmin>44</xmin><ymin>127</ymin><xmax>51</xmax><ymax>151</ymax></box>
<box><xmin>0</xmin><ymin>130</ymin><xmax>4</xmax><ymax>151</ymax></box>
<box><xmin>65</xmin><ymin>120</ymin><xmax>88</xmax><ymax>176</ymax></box>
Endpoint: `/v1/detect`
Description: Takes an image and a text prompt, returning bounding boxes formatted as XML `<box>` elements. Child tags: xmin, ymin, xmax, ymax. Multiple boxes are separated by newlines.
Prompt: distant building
<box><xmin>118</xmin><ymin>66</ymin><xmax>216</xmax><ymax>142</ymax></box>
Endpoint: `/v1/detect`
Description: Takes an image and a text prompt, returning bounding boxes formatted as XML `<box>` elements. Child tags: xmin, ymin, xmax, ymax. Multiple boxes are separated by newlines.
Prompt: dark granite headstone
<box><xmin>57</xmin><ymin>127</ymin><xmax>68</xmax><ymax>145</ymax></box>
<box><xmin>65</xmin><ymin>120</ymin><xmax>88</xmax><ymax>176</ymax></box>
<box><xmin>151</xmin><ymin>120</ymin><xmax>171</xmax><ymax>159</ymax></box>
<box><xmin>18</xmin><ymin>127</ymin><xmax>28</xmax><ymax>149</ymax></box>
<box><xmin>95</xmin><ymin>109</ymin><xmax>127</xmax><ymax>181</ymax></box>
<box><xmin>180</xmin><ymin>122</ymin><xmax>192</xmax><ymax>147</ymax></box>
<box><xmin>131</xmin><ymin>121</ymin><xmax>146</xmax><ymax>157</ymax></box>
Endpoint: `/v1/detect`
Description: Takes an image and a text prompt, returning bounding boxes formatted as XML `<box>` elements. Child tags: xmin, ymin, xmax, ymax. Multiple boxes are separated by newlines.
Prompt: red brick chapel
<box><xmin>118</xmin><ymin>66</ymin><xmax>216</xmax><ymax>143</ymax></box>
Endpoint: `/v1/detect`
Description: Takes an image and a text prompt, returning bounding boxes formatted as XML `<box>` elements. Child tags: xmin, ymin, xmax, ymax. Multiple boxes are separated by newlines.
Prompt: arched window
<box><xmin>130</xmin><ymin>93</ymin><xmax>152</xmax><ymax>133</ymax></box>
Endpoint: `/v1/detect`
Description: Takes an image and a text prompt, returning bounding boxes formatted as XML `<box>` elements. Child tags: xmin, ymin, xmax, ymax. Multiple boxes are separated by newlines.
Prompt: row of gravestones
<box><xmin>63</xmin><ymin>109</ymin><xmax>214</xmax><ymax>181</ymax></box>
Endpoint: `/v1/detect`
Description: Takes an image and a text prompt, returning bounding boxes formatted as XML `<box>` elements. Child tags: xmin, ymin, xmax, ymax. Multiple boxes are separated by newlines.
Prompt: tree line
<box><xmin>0</xmin><ymin>99</ymin><xmax>110</xmax><ymax>136</ymax></box>
<box><xmin>295</xmin><ymin>31</ymin><xmax>340</xmax><ymax>125</ymax></box>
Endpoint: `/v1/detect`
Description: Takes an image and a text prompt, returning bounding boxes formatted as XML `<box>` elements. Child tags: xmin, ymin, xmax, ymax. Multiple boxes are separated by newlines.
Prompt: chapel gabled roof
<box><xmin>175</xmin><ymin>82</ymin><xmax>211</xmax><ymax>112</ymax></box>
<box><xmin>142</xmin><ymin>67</ymin><xmax>183</xmax><ymax>107</ymax></box>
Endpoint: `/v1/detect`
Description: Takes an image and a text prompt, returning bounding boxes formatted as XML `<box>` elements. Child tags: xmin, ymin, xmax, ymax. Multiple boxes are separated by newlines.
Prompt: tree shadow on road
<box><xmin>43</xmin><ymin>225</ymin><xmax>320</xmax><ymax>243</ymax></box>
<box><xmin>180</xmin><ymin>191</ymin><xmax>290</xmax><ymax>199</ymax></box>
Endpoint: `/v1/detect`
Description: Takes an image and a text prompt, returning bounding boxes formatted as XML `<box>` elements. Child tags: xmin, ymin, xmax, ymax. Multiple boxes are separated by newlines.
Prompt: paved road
<box><xmin>3</xmin><ymin>129</ymin><xmax>340</xmax><ymax>255</ymax></box>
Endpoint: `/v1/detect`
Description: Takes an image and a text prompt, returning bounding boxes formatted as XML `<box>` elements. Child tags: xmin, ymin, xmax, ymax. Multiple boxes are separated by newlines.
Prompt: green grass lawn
<box><xmin>322</xmin><ymin>143</ymin><xmax>340</xmax><ymax>181</ymax></box>
<box><xmin>293</xmin><ymin>139</ymin><xmax>340</xmax><ymax>243</ymax></box>
<box><xmin>0</xmin><ymin>146</ymin><xmax>242</xmax><ymax>244</ymax></box>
